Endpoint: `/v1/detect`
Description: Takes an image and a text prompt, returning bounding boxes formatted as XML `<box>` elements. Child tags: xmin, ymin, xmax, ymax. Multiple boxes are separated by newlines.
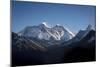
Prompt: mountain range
<box><xmin>18</xmin><ymin>22</ymin><xmax>75</xmax><ymax>41</ymax></box>
<box><xmin>12</xmin><ymin>23</ymin><xmax>96</xmax><ymax>66</ymax></box>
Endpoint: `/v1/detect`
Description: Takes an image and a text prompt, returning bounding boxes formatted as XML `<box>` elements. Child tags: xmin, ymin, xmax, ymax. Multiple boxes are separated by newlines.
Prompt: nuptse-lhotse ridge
<box><xmin>12</xmin><ymin>22</ymin><xmax>95</xmax><ymax>66</ymax></box>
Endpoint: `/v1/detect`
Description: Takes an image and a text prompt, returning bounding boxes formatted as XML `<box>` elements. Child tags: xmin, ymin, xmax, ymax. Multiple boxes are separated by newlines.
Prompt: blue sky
<box><xmin>12</xmin><ymin>1</ymin><xmax>96</xmax><ymax>34</ymax></box>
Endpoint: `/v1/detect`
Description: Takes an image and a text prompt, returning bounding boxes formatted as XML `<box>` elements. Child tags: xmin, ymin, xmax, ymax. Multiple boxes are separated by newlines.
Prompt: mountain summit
<box><xmin>39</xmin><ymin>22</ymin><xmax>50</xmax><ymax>28</ymax></box>
<box><xmin>18</xmin><ymin>23</ymin><xmax>75</xmax><ymax>41</ymax></box>
<box><xmin>86</xmin><ymin>24</ymin><xmax>92</xmax><ymax>31</ymax></box>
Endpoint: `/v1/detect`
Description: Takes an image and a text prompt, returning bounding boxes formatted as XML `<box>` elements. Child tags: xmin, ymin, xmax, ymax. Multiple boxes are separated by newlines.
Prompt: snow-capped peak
<box><xmin>42</xmin><ymin>22</ymin><xmax>47</xmax><ymax>25</ymax></box>
<box><xmin>41</xmin><ymin>22</ymin><xmax>50</xmax><ymax>28</ymax></box>
<box><xmin>86</xmin><ymin>24</ymin><xmax>92</xmax><ymax>31</ymax></box>
<box><xmin>56</xmin><ymin>24</ymin><xmax>60</xmax><ymax>26</ymax></box>
<box><xmin>74</xmin><ymin>24</ymin><xmax>93</xmax><ymax>41</ymax></box>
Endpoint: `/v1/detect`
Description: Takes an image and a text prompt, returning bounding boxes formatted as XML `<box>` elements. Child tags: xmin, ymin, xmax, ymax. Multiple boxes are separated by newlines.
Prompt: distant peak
<box><xmin>86</xmin><ymin>24</ymin><xmax>92</xmax><ymax>30</ymax></box>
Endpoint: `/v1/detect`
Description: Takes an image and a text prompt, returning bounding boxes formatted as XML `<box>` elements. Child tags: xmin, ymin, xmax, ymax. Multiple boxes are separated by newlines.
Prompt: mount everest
<box><xmin>18</xmin><ymin>22</ymin><xmax>75</xmax><ymax>41</ymax></box>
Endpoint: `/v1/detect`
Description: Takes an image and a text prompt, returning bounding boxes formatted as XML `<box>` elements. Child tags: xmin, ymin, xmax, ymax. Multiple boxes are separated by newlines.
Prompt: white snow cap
<box><xmin>42</xmin><ymin>22</ymin><xmax>50</xmax><ymax>28</ymax></box>
<box><xmin>42</xmin><ymin>22</ymin><xmax>47</xmax><ymax>25</ymax></box>
<box><xmin>56</xmin><ymin>24</ymin><xmax>60</xmax><ymax>26</ymax></box>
